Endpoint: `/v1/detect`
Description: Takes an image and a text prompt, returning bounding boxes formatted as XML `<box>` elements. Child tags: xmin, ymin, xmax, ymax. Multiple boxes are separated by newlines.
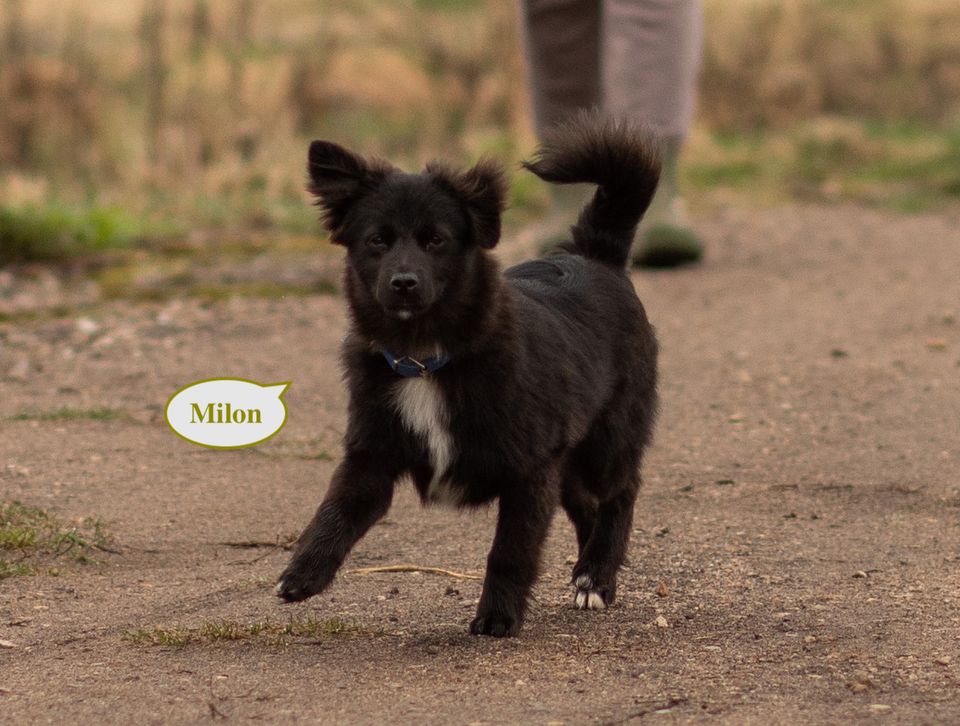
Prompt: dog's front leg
<box><xmin>276</xmin><ymin>455</ymin><xmax>394</xmax><ymax>602</ymax></box>
<box><xmin>470</xmin><ymin>477</ymin><xmax>558</xmax><ymax>637</ymax></box>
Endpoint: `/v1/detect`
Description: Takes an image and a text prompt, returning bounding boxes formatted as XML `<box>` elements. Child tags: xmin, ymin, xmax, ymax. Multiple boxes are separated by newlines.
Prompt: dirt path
<box><xmin>1</xmin><ymin>203</ymin><xmax>959</xmax><ymax>724</ymax></box>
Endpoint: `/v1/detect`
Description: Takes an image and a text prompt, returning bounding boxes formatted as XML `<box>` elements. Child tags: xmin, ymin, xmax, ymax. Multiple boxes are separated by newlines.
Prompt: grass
<box><xmin>0</xmin><ymin>203</ymin><xmax>140</xmax><ymax>264</ymax></box>
<box><xmin>0</xmin><ymin>500</ymin><xmax>114</xmax><ymax>579</ymax></box>
<box><xmin>686</xmin><ymin>120</ymin><xmax>960</xmax><ymax>211</ymax></box>
<box><xmin>95</xmin><ymin>273</ymin><xmax>337</xmax><ymax>303</ymax></box>
<box><xmin>124</xmin><ymin>626</ymin><xmax>193</xmax><ymax>648</ymax></box>
<box><xmin>187</xmin><ymin>281</ymin><xmax>337</xmax><ymax>301</ymax></box>
<box><xmin>124</xmin><ymin>617</ymin><xmax>358</xmax><ymax>648</ymax></box>
<box><xmin>254</xmin><ymin>438</ymin><xmax>335</xmax><ymax>462</ymax></box>
<box><xmin>87</xmin><ymin>234</ymin><xmax>340</xmax><ymax>302</ymax></box>
<box><xmin>10</xmin><ymin>407</ymin><xmax>129</xmax><ymax>422</ymax></box>
<box><xmin>0</xmin><ymin>560</ymin><xmax>36</xmax><ymax>578</ymax></box>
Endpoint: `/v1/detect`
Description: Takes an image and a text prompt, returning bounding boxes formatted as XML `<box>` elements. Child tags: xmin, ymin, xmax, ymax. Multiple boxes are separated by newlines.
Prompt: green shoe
<box><xmin>533</xmin><ymin>183</ymin><xmax>591</xmax><ymax>256</ymax></box>
<box><xmin>631</xmin><ymin>137</ymin><xmax>703</xmax><ymax>268</ymax></box>
<box><xmin>632</xmin><ymin>224</ymin><xmax>704</xmax><ymax>268</ymax></box>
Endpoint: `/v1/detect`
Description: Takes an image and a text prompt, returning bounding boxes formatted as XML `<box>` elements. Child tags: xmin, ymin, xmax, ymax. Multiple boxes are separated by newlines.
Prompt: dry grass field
<box><xmin>1</xmin><ymin>0</ymin><xmax>959</xmax><ymax>259</ymax></box>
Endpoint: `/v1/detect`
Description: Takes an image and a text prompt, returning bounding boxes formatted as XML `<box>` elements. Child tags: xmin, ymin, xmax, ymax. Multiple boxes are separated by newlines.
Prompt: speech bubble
<box><xmin>164</xmin><ymin>378</ymin><xmax>290</xmax><ymax>449</ymax></box>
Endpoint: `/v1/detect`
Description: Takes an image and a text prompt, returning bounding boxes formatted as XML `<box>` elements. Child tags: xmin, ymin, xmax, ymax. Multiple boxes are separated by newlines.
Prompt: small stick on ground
<box><xmin>218</xmin><ymin>537</ymin><xmax>296</xmax><ymax>551</ymax></box>
<box><xmin>344</xmin><ymin>564</ymin><xmax>481</xmax><ymax>580</ymax></box>
<box><xmin>220</xmin><ymin>537</ymin><xmax>296</xmax><ymax>565</ymax></box>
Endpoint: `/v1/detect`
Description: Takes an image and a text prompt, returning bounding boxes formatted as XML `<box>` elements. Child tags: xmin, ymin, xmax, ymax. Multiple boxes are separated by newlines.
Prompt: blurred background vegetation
<box><xmin>1</xmin><ymin>0</ymin><xmax>960</xmax><ymax>265</ymax></box>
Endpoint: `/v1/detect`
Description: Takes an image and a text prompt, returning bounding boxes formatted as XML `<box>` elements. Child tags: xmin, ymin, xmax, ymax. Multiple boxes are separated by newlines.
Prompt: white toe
<box><xmin>573</xmin><ymin>584</ymin><xmax>607</xmax><ymax>611</ymax></box>
<box><xmin>586</xmin><ymin>591</ymin><xmax>606</xmax><ymax>610</ymax></box>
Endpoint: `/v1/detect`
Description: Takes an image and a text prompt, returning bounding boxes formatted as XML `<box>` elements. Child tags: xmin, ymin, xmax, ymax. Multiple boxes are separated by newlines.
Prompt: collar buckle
<box><xmin>398</xmin><ymin>355</ymin><xmax>429</xmax><ymax>376</ymax></box>
<box><xmin>382</xmin><ymin>350</ymin><xmax>450</xmax><ymax>378</ymax></box>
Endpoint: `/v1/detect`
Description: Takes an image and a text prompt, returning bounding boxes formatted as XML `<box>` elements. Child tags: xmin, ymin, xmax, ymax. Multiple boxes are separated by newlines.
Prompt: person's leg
<box><xmin>602</xmin><ymin>0</ymin><xmax>704</xmax><ymax>267</ymax></box>
<box><xmin>521</xmin><ymin>0</ymin><xmax>601</xmax><ymax>137</ymax></box>
<box><xmin>519</xmin><ymin>0</ymin><xmax>601</xmax><ymax>257</ymax></box>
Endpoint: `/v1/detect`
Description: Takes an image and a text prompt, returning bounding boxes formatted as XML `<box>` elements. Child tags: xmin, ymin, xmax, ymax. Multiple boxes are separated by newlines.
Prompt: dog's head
<box><xmin>307</xmin><ymin>140</ymin><xmax>506</xmax><ymax>322</ymax></box>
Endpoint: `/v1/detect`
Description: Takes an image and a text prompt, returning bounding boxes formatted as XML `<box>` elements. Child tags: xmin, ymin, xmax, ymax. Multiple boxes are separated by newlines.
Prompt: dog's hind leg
<box><xmin>560</xmin><ymin>465</ymin><xmax>599</xmax><ymax>557</ymax></box>
<box><xmin>470</xmin><ymin>467</ymin><xmax>560</xmax><ymax>637</ymax></box>
<box><xmin>571</xmin><ymin>468</ymin><xmax>640</xmax><ymax>610</ymax></box>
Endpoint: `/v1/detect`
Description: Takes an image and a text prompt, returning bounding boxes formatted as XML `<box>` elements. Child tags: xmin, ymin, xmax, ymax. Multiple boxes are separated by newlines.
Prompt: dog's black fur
<box><xmin>277</xmin><ymin>113</ymin><xmax>660</xmax><ymax>637</ymax></box>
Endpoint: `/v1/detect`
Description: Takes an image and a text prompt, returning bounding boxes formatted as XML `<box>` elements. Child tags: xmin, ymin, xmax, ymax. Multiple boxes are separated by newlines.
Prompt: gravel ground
<box><xmin>1</xmin><ymin>203</ymin><xmax>958</xmax><ymax>724</ymax></box>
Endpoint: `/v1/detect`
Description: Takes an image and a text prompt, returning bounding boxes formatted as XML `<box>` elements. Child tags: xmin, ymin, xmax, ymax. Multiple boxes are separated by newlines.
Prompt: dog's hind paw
<box><xmin>573</xmin><ymin>574</ymin><xmax>612</xmax><ymax>610</ymax></box>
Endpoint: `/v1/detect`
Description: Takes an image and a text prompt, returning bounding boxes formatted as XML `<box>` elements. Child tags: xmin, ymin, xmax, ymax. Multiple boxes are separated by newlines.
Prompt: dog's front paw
<box><xmin>275</xmin><ymin>559</ymin><xmax>336</xmax><ymax>603</ymax></box>
<box><xmin>469</xmin><ymin>612</ymin><xmax>521</xmax><ymax>638</ymax></box>
<box><xmin>572</xmin><ymin>574</ymin><xmax>615</xmax><ymax>610</ymax></box>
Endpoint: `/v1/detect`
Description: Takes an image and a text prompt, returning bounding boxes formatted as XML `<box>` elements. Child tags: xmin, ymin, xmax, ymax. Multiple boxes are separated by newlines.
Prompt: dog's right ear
<box><xmin>307</xmin><ymin>141</ymin><xmax>394</xmax><ymax>242</ymax></box>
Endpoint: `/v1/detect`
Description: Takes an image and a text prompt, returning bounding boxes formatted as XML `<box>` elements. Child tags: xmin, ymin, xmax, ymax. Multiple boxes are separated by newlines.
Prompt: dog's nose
<box><xmin>390</xmin><ymin>273</ymin><xmax>419</xmax><ymax>293</ymax></box>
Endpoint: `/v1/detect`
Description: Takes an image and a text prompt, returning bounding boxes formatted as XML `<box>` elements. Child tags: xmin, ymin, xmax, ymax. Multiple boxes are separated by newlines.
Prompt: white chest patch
<box><xmin>392</xmin><ymin>377</ymin><xmax>459</xmax><ymax>504</ymax></box>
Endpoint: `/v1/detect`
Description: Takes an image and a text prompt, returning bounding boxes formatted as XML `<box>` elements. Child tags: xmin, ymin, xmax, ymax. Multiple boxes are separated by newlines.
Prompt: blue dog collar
<box><xmin>382</xmin><ymin>350</ymin><xmax>450</xmax><ymax>378</ymax></box>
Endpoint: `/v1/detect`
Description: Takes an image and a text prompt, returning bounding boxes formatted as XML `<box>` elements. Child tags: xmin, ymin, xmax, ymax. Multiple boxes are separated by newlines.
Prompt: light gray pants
<box><xmin>520</xmin><ymin>0</ymin><xmax>702</xmax><ymax>142</ymax></box>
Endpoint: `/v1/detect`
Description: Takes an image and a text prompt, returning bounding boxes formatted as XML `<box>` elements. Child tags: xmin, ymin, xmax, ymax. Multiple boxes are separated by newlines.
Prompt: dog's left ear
<box><xmin>428</xmin><ymin>159</ymin><xmax>507</xmax><ymax>249</ymax></box>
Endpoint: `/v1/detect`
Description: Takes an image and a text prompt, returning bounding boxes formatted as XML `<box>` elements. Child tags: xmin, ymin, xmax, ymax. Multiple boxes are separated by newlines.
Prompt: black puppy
<box><xmin>277</xmin><ymin>113</ymin><xmax>660</xmax><ymax>637</ymax></box>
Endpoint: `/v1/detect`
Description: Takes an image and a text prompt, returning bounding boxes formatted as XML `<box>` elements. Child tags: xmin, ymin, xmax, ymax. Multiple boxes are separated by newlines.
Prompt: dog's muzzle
<box><xmin>380</xmin><ymin>271</ymin><xmax>431</xmax><ymax>319</ymax></box>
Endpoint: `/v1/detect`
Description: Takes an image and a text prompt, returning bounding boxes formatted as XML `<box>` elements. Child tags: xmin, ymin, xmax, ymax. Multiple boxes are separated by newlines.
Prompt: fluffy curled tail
<box><xmin>522</xmin><ymin>112</ymin><xmax>661</xmax><ymax>267</ymax></box>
